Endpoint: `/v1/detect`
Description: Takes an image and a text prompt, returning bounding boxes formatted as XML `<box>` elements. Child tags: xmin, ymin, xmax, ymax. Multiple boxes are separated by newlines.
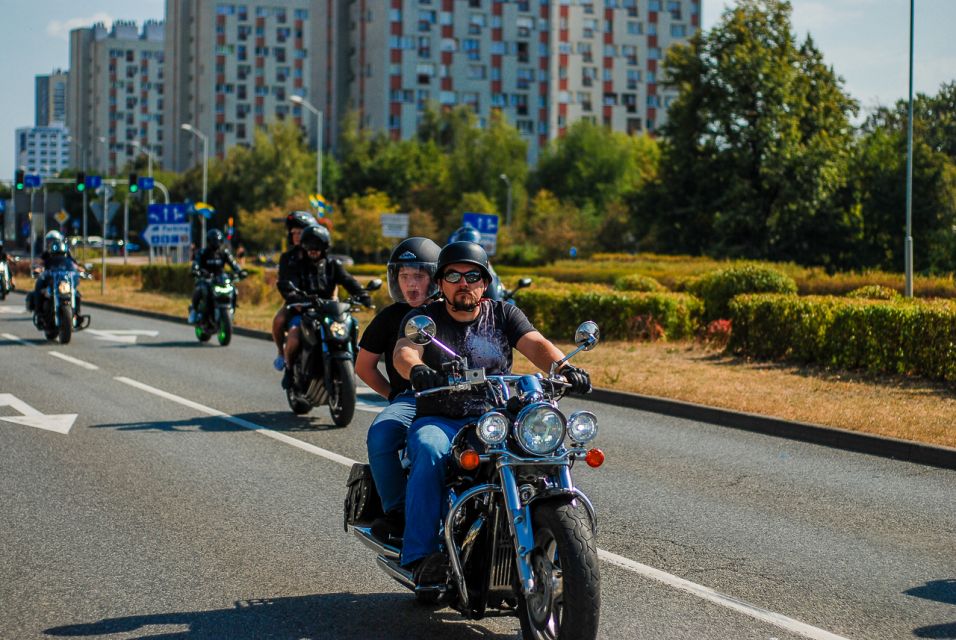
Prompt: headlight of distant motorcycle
<box><xmin>515</xmin><ymin>402</ymin><xmax>566</xmax><ymax>456</ymax></box>
<box><xmin>476</xmin><ymin>411</ymin><xmax>509</xmax><ymax>446</ymax></box>
<box><xmin>57</xmin><ymin>280</ymin><xmax>72</xmax><ymax>295</ymax></box>
<box><xmin>567</xmin><ymin>410</ymin><xmax>598</xmax><ymax>444</ymax></box>
<box><xmin>213</xmin><ymin>285</ymin><xmax>232</xmax><ymax>295</ymax></box>
<box><xmin>329</xmin><ymin>321</ymin><xmax>348</xmax><ymax>339</ymax></box>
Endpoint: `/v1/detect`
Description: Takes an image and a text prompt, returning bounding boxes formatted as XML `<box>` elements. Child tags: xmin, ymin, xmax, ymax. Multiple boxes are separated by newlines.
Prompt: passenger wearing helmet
<box><xmin>271</xmin><ymin>211</ymin><xmax>317</xmax><ymax>366</ymax></box>
<box><xmin>355</xmin><ymin>237</ymin><xmax>441</xmax><ymax>540</ymax></box>
<box><xmin>277</xmin><ymin>224</ymin><xmax>367</xmax><ymax>389</ymax></box>
<box><xmin>188</xmin><ymin>229</ymin><xmax>246</xmax><ymax>324</ymax></box>
<box><xmin>391</xmin><ymin>241</ymin><xmax>593</xmax><ymax>585</ymax></box>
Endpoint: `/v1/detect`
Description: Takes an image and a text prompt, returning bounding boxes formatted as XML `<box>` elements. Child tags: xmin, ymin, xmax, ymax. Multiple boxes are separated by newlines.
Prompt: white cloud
<box><xmin>46</xmin><ymin>13</ymin><xmax>113</xmax><ymax>40</ymax></box>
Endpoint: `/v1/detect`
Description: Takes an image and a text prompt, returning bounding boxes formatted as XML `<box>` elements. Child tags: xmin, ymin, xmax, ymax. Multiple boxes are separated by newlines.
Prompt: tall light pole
<box><xmin>128</xmin><ymin>140</ymin><xmax>156</xmax><ymax>205</ymax></box>
<box><xmin>904</xmin><ymin>0</ymin><xmax>915</xmax><ymax>297</ymax></box>
<box><xmin>290</xmin><ymin>94</ymin><xmax>323</xmax><ymax>196</ymax></box>
<box><xmin>96</xmin><ymin>136</ymin><xmax>109</xmax><ymax>245</ymax></box>
<box><xmin>499</xmin><ymin>173</ymin><xmax>512</xmax><ymax>226</ymax></box>
<box><xmin>180</xmin><ymin>123</ymin><xmax>208</xmax><ymax>248</ymax></box>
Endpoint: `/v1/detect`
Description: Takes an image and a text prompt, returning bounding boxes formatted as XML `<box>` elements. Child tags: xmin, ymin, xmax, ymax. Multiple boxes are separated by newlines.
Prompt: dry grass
<box><xmin>84</xmin><ymin>279</ymin><xmax>956</xmax><ymax>450</ymax></box>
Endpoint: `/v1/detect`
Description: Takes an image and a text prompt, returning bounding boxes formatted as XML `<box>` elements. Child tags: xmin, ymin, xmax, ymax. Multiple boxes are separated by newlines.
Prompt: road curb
<box><xmin>77</xmin><ymin>298</ymin><xmax>956</xmax><ymax>471</ymax></box>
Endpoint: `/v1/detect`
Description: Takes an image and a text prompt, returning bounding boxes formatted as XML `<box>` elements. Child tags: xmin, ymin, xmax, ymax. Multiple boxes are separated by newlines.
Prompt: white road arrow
<box><xmin>0</xmin><ymin>393</ymin><xmax>77</xmax><ymax>434</ymax></box>
<box><xmin>86</xmin><ymin>329</ymin><xmax>159</xmax><ymax>344</ymax></box>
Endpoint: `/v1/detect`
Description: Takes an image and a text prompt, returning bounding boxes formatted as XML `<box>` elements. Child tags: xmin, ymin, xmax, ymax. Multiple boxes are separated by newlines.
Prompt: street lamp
<box><xmin>904</xmin><ymin>0</ymin><xmax>915</xmax><ymax>297</ymax></box>
<box><xmin>97</xmin><ymin>135</ymin><xmax>109</xmax><ymax>175</ymax></box>
<box><xmin>290</xmin><ymin>94</ymin><xmax>324</xmax><ymax>196</ymax></box>
<box><xmin>128</xmin><ymin>140</ymin><xmax>156</xmax><ymax>205</ymax></box>
<box><xmin>499</xmin><ymin>173</ymin><xmax>512</xmax><ymax>226</ymax></box>
<box><xmin>180</xmin><ymin>123</ymin><xmax>209</xmax><ymax>248</ymax></box>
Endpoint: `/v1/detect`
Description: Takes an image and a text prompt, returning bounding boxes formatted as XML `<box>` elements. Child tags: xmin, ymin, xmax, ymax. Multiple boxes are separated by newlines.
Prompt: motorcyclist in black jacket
<box><xmin>188</xmin><ymin>229</ymin><xmax>247</xmax><ymax>324</ymax></box>
<box><xmin>29</xmin><ymin>231</ymin><xmax>85</xmax><ymax>313</ymax></box>
<box><xmin>271</xmin><ymin>211</ymin><xmax>317</xmax><ymax>369</ymax></box>
<box><xmin>277</xmin><ymin>224</ymin><xmax>369</xmax><ymax>389</ymax></box>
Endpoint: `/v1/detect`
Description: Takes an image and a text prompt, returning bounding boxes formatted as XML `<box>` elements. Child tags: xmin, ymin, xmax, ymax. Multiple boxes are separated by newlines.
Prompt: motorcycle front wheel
<box><xmin>286</xmin><ymin>388</ymin><xmax>312</xmax><ymax>415</ymax></box>
<box><xmin>516</xmin><ymin>500</ymin><xmax>600</xmax><ymax>640</ymax></box>
<box><xmin>217</xmin><ymin>310</ymin><xmax>232</xmax><ymax>346</ymax></box>
<box><xmin>328</xmin><ymin>358</ymin><xmax>356</xmax><ymax>427</ymax></box>
<box><xmin>195</xmin><ymin>324</ymin><xmax>212</xmax><ymax>342</ymax></box>
<box><xmin>57</xmin><ymin>304</ymin><xmax>73</xmax><ymax>344</ymax></box>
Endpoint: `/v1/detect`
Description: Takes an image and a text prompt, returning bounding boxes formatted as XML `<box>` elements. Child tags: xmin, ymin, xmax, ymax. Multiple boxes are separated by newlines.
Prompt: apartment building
<box><xmin>164</xmin><ymin>0</ymin><xmax>328</xmax><ymax>172</ymax></box>
<box><xmin>67</xmin><ymin>20</ymin><xmax>166</xmax><ymax>175</ymax></box>
<box><xmin>35</xmin><ymin>69</ymin><xmax>70</xmax><ymax>127</ymax></box>
<box><xmin>14</xmin><ymin>124</ymin><xmax>71</xmax><ymax>178</ymax></box>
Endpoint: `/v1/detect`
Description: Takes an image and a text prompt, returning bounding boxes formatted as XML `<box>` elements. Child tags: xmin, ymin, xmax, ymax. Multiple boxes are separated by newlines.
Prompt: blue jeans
<box><xmin>401</xmin><ymin>414</ymin><xmax>473</xmax><ymax>566</ymax></box>
<box><xmin>366</xmin><ymin>391</ymin><xmax>416</xmax><ymax>514</ymax></box>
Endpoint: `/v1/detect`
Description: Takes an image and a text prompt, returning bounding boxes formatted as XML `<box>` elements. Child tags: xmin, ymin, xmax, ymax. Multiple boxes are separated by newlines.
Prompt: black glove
<box><xmin>239</xmin><ymin>269</ymin><xmax>249</xmax><ymax>279</ymax></box>
<box><xmin>356</xmin><ymin>292</ymin><xmax>372</xmax><ymax>307</ymax></box>
<box><xmin>561</xmin><ymin>364</ymin><xmax>592</xmax><ymax>395</ymax></box>
<box><xmin>410</xmin><ymin>364</ymin><xmax>445</xmax><ymax>391</ymax></box>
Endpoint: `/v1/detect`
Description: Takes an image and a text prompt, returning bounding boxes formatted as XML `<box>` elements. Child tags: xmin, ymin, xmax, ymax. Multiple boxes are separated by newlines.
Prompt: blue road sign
<box><xmin>85</xmin><ymin>175</ymin><xmax>102</xmax><ymax>189</ymax></box>
<box><xmin>24</xmin><ymin>174</ymin><xmax>41</xmax><ymax>188</ymax></box>
<box><xmin>138</xmin><ymin>176</ymin><xmax>154</xmax><ymax>190</ymax></box>
<box><xmin>462</xmin><ymin>212</ymin><xmax>499</xmax><ymax>256</ymax></box>
<box><xmin>147</xmin><ymin>203</ymin><xmax>188</xmax><ymax>225</ymax></box>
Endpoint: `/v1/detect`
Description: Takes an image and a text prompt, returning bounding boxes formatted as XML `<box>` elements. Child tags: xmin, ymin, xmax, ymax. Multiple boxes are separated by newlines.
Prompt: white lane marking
<box><xmin>2</xmin><ymin>332</ymin><xmax>30</xmax><ymax>346</ymax></box>
<box><xmin>86</xmin><ymin>329</ymin><xmax>159</xmax><ymax>344</ymax></box>
<box><xmin>114</xmin><ymin>375</ymin><xmax>849</xmax><ymax>640</ymax></box>
<box><xmin>0</xmin><ymin>307</ymin><xmax>24</xmax><ymax>314</ymax></box>
<box><xmin>598</xmin><ymin>550</ymin><xmax>849</xmax><ymax>640</ymax></box>
<box><xmin>49</xmin><ymin>351</ymin><xmax>100</xmax><ymax>370</ymax></box>
<box><xmin>0</xmin><ymin>393</ymin><xmax>77</xmax><ymax>434</ymax></box>
<box><xmin>114</xmin><ymin>377</ymin><xmax>357</xmax><ymax>467</ymax></box>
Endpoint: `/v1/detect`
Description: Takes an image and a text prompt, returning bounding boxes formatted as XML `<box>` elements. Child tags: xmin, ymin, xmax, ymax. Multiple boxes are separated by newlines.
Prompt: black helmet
<box><xmin>45</xmin><ymin>230</ymin><xmax>65</xmax><ymax>248</ymax></box>
<box><xmin>301</xmin><ymin>224</ymin><xmax>330</xmax><ymax>254</ymax></box>
<box><xmin>387</xmin><ymin>237</ymin><xmax>440</xmax><ymax>303</ymax></box>
<box><xmin>207</xmin><ymin>229</ymin><xmax>224</xmax><ymax>249</ymax></box>
<box><xmin>286</xmin><ymin>210</ymin><xmax>317</xmax><ymax>230</ymax></box>
<box><xmin>436</xmin><ymin>241</ymin><xmax>491</xmax><ymax>282</ymax></box>
<box><xmin>448</xmin><ymin>225</ymin><xmax>481</xmax><ymax>245</ymax></box>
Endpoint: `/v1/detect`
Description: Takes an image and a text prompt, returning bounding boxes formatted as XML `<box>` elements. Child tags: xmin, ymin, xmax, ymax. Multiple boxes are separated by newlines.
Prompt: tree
<box><xmin>331</xmin><ymin>189</ymin><xmax>396</xmax><ymax>260</ymax></box>
<box><xmin>645</xmin><ymin>0</ymin><xmax>860</xmax><ymax>266</ymax></box>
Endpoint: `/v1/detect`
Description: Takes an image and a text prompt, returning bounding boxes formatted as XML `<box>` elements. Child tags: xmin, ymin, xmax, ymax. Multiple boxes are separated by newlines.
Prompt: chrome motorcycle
<box><xmin>350</xmin><ymin>317</ymin><xmax>604</xmax><ymax>640</ymax></box>
<box><xmin>32</xmin><ymin>268</ymin><xmax>92</xmax><ymax>344</ymax></box>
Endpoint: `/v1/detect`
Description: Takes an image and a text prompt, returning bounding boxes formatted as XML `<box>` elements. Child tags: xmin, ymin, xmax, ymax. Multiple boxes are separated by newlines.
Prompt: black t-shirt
<box><xmin>359</xmin><ymin>301</ymin><xmax>412</xmax><ymax>401</ymax></box>
<box><xmin>400</xmin><ymin>299</ymin><xmax>536</xmax><ymax>417</ymax></box>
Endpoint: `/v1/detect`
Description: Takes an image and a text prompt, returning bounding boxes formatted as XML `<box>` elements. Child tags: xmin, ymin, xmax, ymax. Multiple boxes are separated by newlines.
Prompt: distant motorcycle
<box><xmin>32</xmin><ymin>268</ymin><xmax>92</xmax><ymax>344</ymax></box>
<box><xmin>192</xmin><ymin>270</ymin><xmax>246</xmax><ymax>346</ymax></box>
<box><xmin>284</xmin><ymin>278</ymin><xmax>382</xmax><ymax>427</ymax></box>
<box><xmin>489</xmin><ymin>275</ymin><xmax>533</xmax><ymax>304</ymax></box>
<box><xmin>0</xmin><ymin>256</ymin><xmax>17</xmax><ymax>300</ymax></box>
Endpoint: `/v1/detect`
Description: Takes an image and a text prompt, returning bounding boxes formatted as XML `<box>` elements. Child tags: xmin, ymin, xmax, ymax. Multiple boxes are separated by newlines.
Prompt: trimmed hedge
<box><xmin>614</xmin><ymin>274</ymin><xmax>665</xmax><ymax>292</ymax></box>
<box><xmin>846</xmin><ymin>285</ymin><xmax>901</xmax><ymax>300</ymax></box>
<box><xmin>728</xmin><ymin>293</ymin><xmax>956</xmax><ymax>383</ymax></box>
<box><xmin>513</xmin><ymin>288</ymin><xmax>703</xmax><ymax>341</ymax></box>
<box><xmin>688</xmin><ymin>265</ymin><xmax>797</xmax><ymax>322</ymax></box>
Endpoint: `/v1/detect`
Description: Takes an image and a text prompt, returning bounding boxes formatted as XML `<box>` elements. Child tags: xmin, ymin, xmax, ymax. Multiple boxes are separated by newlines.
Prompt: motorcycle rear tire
<box><xmin>217</xmin><ymin>311</ymin><xmax>232</xmax><ymax>346</ymax></box>
<box><xmin>58</xmin><ymin>304</ymin><xmax>73</xmax><ymax>344</ymax></box>
<box><xmin>516</xmin><ymin>500</ymin><xmax>600</xmax><ymax>640</ymax></box>
<box><xmin>286</xmin><ymin>388</ymin><xmax>312</xmax><ymax>415</ymax></box>
<box><xmin>328</xmin><ymin>358</ymin><xmax>356</xmax><ymax>428</ymax></box>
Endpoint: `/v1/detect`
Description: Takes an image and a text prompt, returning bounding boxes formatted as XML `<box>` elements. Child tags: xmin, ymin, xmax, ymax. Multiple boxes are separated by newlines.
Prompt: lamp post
<box><xmin>180</xmin><ymin>123</ymin><xmax>208</xmax><ymax>248</ymax></box>
<box><xmin>290</xmin><ymin>94</ymin><xmax>323</xmax><ymax>197</ymax></box>
<box><xmin>499</xmin><ymin>173</ymin><xmax>512</xmax><ymax>226</ymax></box>
<box><xmin>904</xmin><ymin>0</ymin><xmax>915</xmax><ymax>297</ymax></box>
<box><xmin>128</xmin><ymin>140</ymin><xmax>156</xmax><ymax>205</ymax></box>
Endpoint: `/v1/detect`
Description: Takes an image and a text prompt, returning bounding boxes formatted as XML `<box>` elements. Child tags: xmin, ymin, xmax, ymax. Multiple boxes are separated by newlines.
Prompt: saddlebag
<box><xmin>343</xmin><ymin>463</ymin><xmax>383</xmax><ymax>531</ymax></box>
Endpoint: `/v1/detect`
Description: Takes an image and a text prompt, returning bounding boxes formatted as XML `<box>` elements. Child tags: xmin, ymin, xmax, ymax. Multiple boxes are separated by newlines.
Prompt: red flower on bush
<box><xmin>629</xmin><ymin>314</ymin><xmax>666</xmax><ymax>342</ymax></box>
<box><xmin>699</xmin><ymin>318</ymin><xmax>732</xmax><ymax>349</ymax></box>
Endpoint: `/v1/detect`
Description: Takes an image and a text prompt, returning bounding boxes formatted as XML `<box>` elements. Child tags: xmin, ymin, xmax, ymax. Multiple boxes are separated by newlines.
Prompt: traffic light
<box><xmin>76</xmin><ymin>172</ymin><xmax>86</xmax><ymax>192</ymax></box>
<box><xmin>15</xmin><ymin>169</ymin><xmax>24</xmax><ymax>190</ymax></box>
<box><xmin>128</xmin><ymin>172</ymin><xmax>138</xmax><ymax>193</ymax></box>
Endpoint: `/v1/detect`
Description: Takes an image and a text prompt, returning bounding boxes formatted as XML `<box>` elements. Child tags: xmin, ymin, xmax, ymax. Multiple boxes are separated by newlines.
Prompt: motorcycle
<box><xmin>284</xmin><ymin>278</ymin><xmax>383</xmax><ymax>427</ymax></box>
<box><xmin>31</xmin><ymin>268</ymin><xmax>92</xmax><ymax>344</ymax></box>
<box><xmin>348</xmin><ymin>316</ymin><xmax>604</xmax><ymax>640</ymax></box>
<box><xmin>0</xmin><ymin>256</ymin><xmax>18</xmax><ymax>300</ymax></box>
<box><xmin>490</xmin><ymin>275</ymin><xmax>533</xmax><ymax>304</ymax></box>
<box><xmin>192</xmin><ymin>270</ymin><xmax>246</xmax><ymax>346</ymax></box>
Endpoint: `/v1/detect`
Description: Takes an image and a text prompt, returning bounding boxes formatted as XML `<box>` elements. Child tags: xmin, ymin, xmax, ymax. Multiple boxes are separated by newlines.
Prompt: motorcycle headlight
<box><xmin>567</xmin><ymin>411</ymin><xmax>598</xmax><ymax>444</ymax></box>
<box><xmin>476</xmin><ymin>411</ymin><xmax>509</xmax><ymax>446</ymax></box>
<box><xmin>515</xmin><ymin>402</ymin><xmax>566</xmax><ymax>456</ymax></box>
<box><xmin>213</xmin><ymin>285</ymin><xmax>232</xmax><ymax>295</ymax></box>
<box><xmin>329</xmin><ymin>321</ymin><xmax>348</xmax><ymax>339</ymax></box>
<box><xmin>57</xmin><ymin>280</ymin><xmax>72</xmax><ymax>295</ymax></box>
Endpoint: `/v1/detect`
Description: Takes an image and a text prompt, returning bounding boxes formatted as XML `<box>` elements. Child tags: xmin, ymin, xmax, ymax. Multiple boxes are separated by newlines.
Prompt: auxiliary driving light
<box><xmin>457</xmin><ymin>449</ymin><xmax>481</xmax><ymax>471</ymax></box>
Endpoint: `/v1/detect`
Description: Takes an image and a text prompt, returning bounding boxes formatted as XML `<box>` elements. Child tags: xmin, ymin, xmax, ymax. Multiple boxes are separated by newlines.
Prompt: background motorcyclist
<box><xmin>0</xmin><ymin>240</ymin><xmax>15</xmax><ymax>291</ymax></box>
<box><xmin>188</xmin><ymin>228</ymin><xmax>247</xmax><ymax>324</ymax></box>
<box><xmin>447</xmin><ymin>224</ymin><xmax>508</xmax><ymax>301</ymax></box>
<box><xmin>355</xmin><ymin>237</ymin><xmax>440</xmax><ymax>540</ymax></box>
<box><xmin>278</xmin><ymin>224</ymin><xmax>369</xmax><ymax>389</ymax></box>
<box><xmin>29</xmin><ymin>238</ymin><xmax>86</xmax><ymax>317</ymax></box>
<box><xmin>392</xmin><ymin>241</ymin><xmax>592</xmax><ymax>586</ymax></box>
<box><xmin>271</xmin><ymin>211</ymin><xmax>317</xmax><ymax>370</ymax></box>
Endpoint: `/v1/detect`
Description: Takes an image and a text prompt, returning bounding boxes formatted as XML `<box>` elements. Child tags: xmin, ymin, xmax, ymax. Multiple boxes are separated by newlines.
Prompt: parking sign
<box><xmin>461</xmin><ymin>212</ymin><xmax>499</xmax><ymax>256</ymax></box>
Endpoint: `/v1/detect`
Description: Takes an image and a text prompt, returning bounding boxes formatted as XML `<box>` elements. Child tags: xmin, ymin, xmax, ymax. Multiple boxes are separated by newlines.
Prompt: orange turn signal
<box><xmin>585</xmin><ymin>448</ymin><xmax>605</xmax><ymax>468</ymax></box>
<box><xmin>458</xmin><ymin>449</ymin><xmax>481</xmax><ymax>471</ymax></box>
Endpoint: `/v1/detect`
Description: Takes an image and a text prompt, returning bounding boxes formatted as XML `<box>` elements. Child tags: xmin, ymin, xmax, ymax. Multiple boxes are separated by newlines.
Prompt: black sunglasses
<box><xmin>442</xmin><ymin>270</ymin><xmax>483</xmax><ymax>284</ymax></box>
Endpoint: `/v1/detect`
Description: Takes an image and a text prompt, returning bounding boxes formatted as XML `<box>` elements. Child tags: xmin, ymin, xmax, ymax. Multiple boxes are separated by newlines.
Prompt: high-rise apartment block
<box><xmin>67</xmin><ymin>20</ymin><xmax>166</xmax><ymax>175</ymax></box>
<box><xmin>15</xmin><ymin>125</ymin><xmax>71</xmax><ymax>178</ymax></box>
<box><xmin>35</xmin><ymin>70</ymin><xmax>69</xmax><ymax>127</ymax></box>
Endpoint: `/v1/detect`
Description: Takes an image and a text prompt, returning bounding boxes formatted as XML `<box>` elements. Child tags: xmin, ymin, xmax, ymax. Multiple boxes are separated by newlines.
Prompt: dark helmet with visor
<box><xmin>206</xmin><ymin>229</ymin><xmax>224</xmax><ymax>249</ymax></box>
<box><xmin>436</xmin><ymin>241</ymin><xmax>491</xmax><ymax>283</ymax></box>
<box><xmin>301</xmin><ymin>224</ymin><xmax>331</xmax><ymax>255</ymax></box>
<box><xmin>286</xmin><ymin>210</ymin><xmax>317</xmax><ymax>230</ymax></box>
<box><xmin>387</xmin><ymin>237</ymin><xmax>440</xmax><ymax>303</ymax></box>
<box><xmin>49</xmin><ymin>241</ymin><xmax>68</xmax><ymax>256</ymax></box>
<box><xmin>448</xmin><ymin>225</ymin><xmax>481</xmax><ymax>245</ymax></box>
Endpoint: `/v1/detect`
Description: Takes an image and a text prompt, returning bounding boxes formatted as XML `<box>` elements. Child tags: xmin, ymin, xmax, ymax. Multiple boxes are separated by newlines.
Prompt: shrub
<box><xmin>497</xmin><ymin>242</ymin><xmax>548</xmax><ymax>266</ymax></box>
<box><xmin>698</xmin><ymin>318</ymin><xmax>732</xmax><ymax>350</ymax></box>
<box><xmin>688</xmin><ymin>265</ymin><xmax>798</xmax><ymax>321</ymax></box>
<box><xmin>845</xmin><ymin>285</ymin><xmax>901</xmax><ymax>300</ymax></box>
<box><xmin>614</xmin><ymin>274</ymin><xmax>665</xmax><ymax>292</ymax></box>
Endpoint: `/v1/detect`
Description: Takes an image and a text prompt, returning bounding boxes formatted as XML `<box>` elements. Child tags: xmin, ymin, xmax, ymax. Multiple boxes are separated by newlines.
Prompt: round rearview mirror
<box><xmin>574</xmin><ymin>321</ymin><xmax>600</xmax><ymax>351</ymax></box>
<box><xmin>517</xmin><ymin>277</ymin><xmax>533</xmax><ymax>288</ymax></box>
<box><xmin>404</xmin><ymin>315</ymin><xmax>437</xmax><ymax>345</ymax></box>
<box><xmin>366</xmin><ymin>278</ymin><xmax>383</xmax><ymax>291</ymax></box>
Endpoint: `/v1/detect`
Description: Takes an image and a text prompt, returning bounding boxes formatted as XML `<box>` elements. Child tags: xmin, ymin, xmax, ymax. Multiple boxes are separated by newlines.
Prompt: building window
<box><xmin>668</xmin><ymin>1</ymin><xmax>682</xmax><ymax>20</ymax></box>
<box><xmin>671</xmin><ymin>24</ymin><xmax>687</xmax><ymax>37</ymax></box>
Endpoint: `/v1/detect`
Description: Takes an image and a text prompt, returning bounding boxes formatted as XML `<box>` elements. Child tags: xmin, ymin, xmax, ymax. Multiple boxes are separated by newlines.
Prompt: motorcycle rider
<box><xmin>392</xmin><ymin>241</ymin><xmax>592</xmax><ymax>585</ymax></box>
<box><xmin>0</xmin><ymin>240</ymin><xmax>15</xmax><ymax>292</ymax></box>
<box><xmin>272</xmin><ymin>211</ymin><xmax>318</xmax><ymax>370</ymax></box>
<box><xmin>278</xmin><ymin>224</ymin><xmax>369</xmax><ymax>390</ymax></box>
<box><xmin>28</xmin><ymin>231</ymin><xmax>85</xmax><ymax>314</ymax></box>
<box><xmin>355</xmin><ymin>237</ymin><xmax>441</xmax><ymax>540</ymax></box>
<box><xmin>188</xmin><ymin>229</ymin><xmax>247</xmax><ymax>324</ymax></box>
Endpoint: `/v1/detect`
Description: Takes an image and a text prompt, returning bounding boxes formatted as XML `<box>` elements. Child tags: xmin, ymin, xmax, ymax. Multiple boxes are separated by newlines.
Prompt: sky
<box><xmin>2</xmin><ymin>0</ymin><xmax>955</xmax><ymax>179</ymax></box>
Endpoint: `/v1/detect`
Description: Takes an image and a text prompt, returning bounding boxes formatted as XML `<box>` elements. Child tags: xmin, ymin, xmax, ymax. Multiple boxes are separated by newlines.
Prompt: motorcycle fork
<box><xmin>498</xmin><ymin>465</ymin><xmax>537</xmax><ymax>596</ymax></box>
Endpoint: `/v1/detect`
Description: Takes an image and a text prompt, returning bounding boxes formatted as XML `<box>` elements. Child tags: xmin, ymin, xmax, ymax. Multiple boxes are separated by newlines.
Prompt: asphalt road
<box><xmin>1</xmin><ymin>298</ymin><xmax>953</xmax><ymax>640</ymax></box>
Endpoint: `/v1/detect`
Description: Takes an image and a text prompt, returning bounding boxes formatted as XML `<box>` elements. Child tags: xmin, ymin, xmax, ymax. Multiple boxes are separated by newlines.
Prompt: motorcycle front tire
<box><xmin>328</xmin><ymin>358</ymin><xmax>356</xmax><ymax>428</ymax></box>
<box><xmin>217</xmin><ymin>309</ymin><xmax>233</xmax><ymax>346</ymax></box>
<box><xmin>58</xmin><ymin>304</ymin><xmax>73</xmax><ymax>344</ymax></box>
<box><xmin>286</xmin><ymin>387</ymin><xmax>312</xmax><ymax>415</ymax></box>
<box><xmin>516</xmin><ymin>500</ymin><xmax>600</xmax><ymax>640</ymax></box>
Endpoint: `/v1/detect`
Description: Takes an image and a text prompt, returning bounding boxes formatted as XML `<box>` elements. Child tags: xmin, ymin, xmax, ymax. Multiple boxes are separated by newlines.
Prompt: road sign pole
<box><xmin>82</xmin><ymin>188</ymin><xmax>88</xmax><ymax>251</ymax></box>
<box><xmin>29</xmin><ymin>188</ymin><xmax>35</xmax><ymax>270</ymax></box>
<box><xmin>101</xmin><ymin>187</ymin><xmax>109</xmax><ymax>294</ymax></box>
<box><xmin>123</xmin><ymin>193</ymin><xmax>129</xmax><ymax>265</ymax></box>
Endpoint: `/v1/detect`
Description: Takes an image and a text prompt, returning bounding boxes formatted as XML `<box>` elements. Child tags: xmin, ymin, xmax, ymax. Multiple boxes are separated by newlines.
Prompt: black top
<box><xmin>400</xmin><ymin>299</ymin><xmax>536</xmax><ymax>417</ymax></box>
<box><xmin>277</xmin><ymin>249</ymin><xmax>364</xmax><ymax>303</ymax></box>
<box><xmin>193</xmin><ymin>246</ymin><xmax>241</xmax><ymax>276</ymax></box>
<box><xmin>39</xmin><ymin>251</ymin><xmax>79</xmax><ymax>271</ymax></box>
<box><xmin>359</xmin><ymin>302</ymin><xmax>412</xmax><ymax>401</ymax></box>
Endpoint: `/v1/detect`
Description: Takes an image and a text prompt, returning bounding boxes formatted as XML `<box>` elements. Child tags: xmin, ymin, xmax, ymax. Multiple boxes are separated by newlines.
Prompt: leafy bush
<box><xmin>688</xmin><ymin>265</ymin><xmax>798</xmax><ymax>321</ymax></box>
<box><xmin>698</xmin><ymin>318</ymin><xmax>733</xmax><ymax>350</ymax></box>
<box><xmin>614</xmin><ymin>274</ymin><xmax>665</xmax><ymax>292</ymax></box>
<box><xmin>140</xmin><ymin>264</ymin><xmax>195</xmax><ymax>295</ymax></box>
<box><xmin>497</xmin><ymin>242</ymin><xmax>547</xmax><ymax>266</ymax></box>
<box><xmin>846</xmin><ymin>285</ymin><xmax>901</xmax><ymax>300</ymax></box>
